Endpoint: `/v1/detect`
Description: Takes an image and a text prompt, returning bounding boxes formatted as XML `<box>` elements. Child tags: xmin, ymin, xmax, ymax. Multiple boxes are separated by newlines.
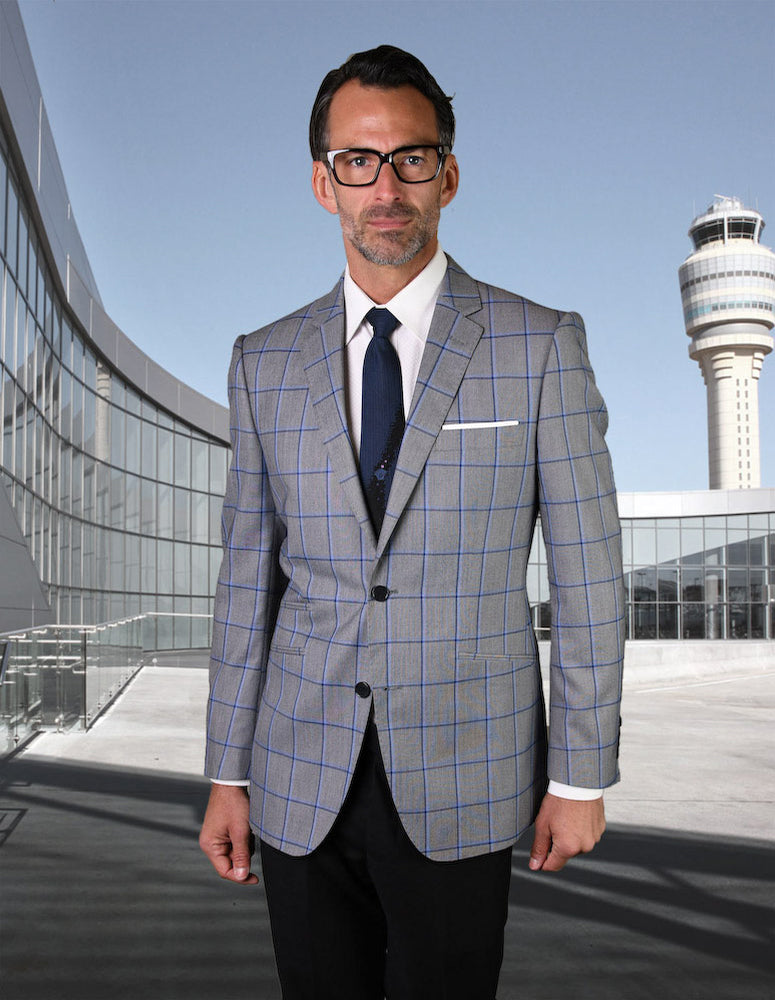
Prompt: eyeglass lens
<box><xmin>332</xmin><ymin>147</ymin><xmax>442</xmax><ymax>185</ymax></box>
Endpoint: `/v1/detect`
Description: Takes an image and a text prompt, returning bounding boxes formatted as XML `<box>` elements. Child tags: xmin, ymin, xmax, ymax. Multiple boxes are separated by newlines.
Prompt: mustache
<box><xmin>361</xmin><ymin>204</ymin><xmax>419</xmax><ymax>222</ymax></box>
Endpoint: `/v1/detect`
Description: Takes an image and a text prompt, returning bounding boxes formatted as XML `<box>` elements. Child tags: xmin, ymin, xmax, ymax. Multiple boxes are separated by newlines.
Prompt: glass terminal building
<box><xmin>0</xmin><ymin>2</ymin><xmax>773</xmax><ymax>753</ymax></box>
<box><xmin>0</xmin><ymin>3</ymin><xmax>229</xmax><ymax>648</ymax></box>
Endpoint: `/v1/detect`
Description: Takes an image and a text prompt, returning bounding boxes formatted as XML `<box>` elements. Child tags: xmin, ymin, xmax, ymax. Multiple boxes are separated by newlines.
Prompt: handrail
<box><xmin>0</xmin><ymin>611</ymin><xmax>213</xmax><ymax>643</ymax></box>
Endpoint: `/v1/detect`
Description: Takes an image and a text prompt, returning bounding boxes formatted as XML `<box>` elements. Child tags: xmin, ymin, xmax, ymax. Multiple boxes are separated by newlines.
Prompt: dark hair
<box><xmin>309</xmin><ymin>45</ymin><xmax>455</xmax><ymax>161</ymax></box>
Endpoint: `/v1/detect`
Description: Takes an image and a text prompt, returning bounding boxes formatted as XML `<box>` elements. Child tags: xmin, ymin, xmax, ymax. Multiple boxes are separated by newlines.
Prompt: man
<box><xmin>200</xmin><ymin>45</ymin><xmax>624</xmax><ymax>1000</ymax></box>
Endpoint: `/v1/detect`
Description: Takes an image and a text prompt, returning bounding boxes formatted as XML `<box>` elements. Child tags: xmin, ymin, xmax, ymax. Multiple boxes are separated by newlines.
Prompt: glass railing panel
<box><xmin>0</xmin><ymin>626</ymin><xmax>85</xmax><ymax>753</ymax></box>
<box><xmin>84</xmin><ymin>618</ymin><xmax>143</xmax><ymax>727</ymax></box>
<box><xmin>0</xmin><ymin>612</ymin><xmax>213</xmax><ymax>756</ymax></box>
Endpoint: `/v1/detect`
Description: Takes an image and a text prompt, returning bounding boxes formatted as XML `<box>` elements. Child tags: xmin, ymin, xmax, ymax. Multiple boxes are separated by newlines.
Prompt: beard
<box><xmin>336</xmin><ymin>199</ymin><xmax>440</xmax><ymax>267</ymax></box>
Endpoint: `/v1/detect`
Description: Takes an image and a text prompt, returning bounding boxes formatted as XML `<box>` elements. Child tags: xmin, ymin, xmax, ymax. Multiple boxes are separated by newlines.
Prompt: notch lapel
<box><xmin>299</xmin><ymin>283</ymin><xmax>377</xmax><ymax>550</ymax></box>
<box><xmin>377</xmin><ymin>262</ymin><xmax>485</xmax><ymax>555</ymax></box>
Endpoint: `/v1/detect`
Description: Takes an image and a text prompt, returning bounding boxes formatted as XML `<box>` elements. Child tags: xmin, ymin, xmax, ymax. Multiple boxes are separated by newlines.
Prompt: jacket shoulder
<box><xmin>443</xmin><ymin>257</ymin><xmax>573</xmax><ymax>330</ymax></box>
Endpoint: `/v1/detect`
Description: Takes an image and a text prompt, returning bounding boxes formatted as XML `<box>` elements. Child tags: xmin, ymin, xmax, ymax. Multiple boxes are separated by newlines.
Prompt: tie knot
<box><xmin>366</xmin><ymin>307</ymin><xmax>400</xmax><ymax>340</ymax></box>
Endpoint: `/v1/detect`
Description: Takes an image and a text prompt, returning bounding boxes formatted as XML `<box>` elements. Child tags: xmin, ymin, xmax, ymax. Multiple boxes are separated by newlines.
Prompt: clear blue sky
<box><xmin>18</xmin><ymin>0</ymin><xmax>775</xmax><ymax>492</ymax></box>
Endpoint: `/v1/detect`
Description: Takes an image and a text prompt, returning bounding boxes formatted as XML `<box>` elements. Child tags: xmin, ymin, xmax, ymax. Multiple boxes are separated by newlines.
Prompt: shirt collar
<box><xmin>343</xmin><ymin>244</ymin><xmax>448</xmax><ymax>346</ymax></box>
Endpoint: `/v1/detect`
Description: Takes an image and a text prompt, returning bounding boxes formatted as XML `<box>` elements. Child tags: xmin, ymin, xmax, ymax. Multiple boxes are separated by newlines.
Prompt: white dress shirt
<box><xmin>216</xmin><ymin>245</ymin><xmax>601</xmax><ymax>801</ymax></box>
<box><xmin>343</xmin><ymin>244</ymin><xmax>448</xmax><ymax>453</ymax></box>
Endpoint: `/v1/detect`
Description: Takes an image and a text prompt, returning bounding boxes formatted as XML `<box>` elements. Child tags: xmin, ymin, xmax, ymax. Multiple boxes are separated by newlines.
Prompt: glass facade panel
<box><xmin>158</xmin><ymin>483</ymin><xmax>173</xmax><ymax>537</ymax></box>
<box><xmin>192</xmin><ymin>438</ymin><xmax>208</xmax><ymax>493</ymax></box>
<box><xmin>141</xmin><ymin>419</ymin><xmax>156</xmax><ymax>479</ymax></box>
<box><xmin>174</xmin><ymin>431</ymin><xmax>190</xmax><ymax>487</ymax></box>
<box><xmin>125</xmin><ymin>413</ymin><xmax>140</xmax><ymax>475</ymax></box>
<box><xmin>530</xmin><ymin>512</ymin><xmax>775</xmax><ymax>642</ymax></box>
<box><xmin>192</xmin><ymin>491</ymin><xmax>208</xmax><ymax>544</ymax></box>
<box><xmin>210</xmin><ymin>443</ymin><xmax>227</xmax><ymax>496</ymax></box>
<box><xmin>158</xmin><ymin>426</ymin><xmax>173</xmax><ymax>483</ymax></box>
<box><xmin>617</xmin><ymin>517</ymin><xmax>774</xmax><ymax>642</ymax></box>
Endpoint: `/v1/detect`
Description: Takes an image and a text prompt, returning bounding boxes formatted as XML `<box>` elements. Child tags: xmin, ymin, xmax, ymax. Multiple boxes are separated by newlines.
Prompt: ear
<box><xmin>312</xmin><ymin>160</ymin><xmax>339</xmax><ymax>215</ymax></box>
<box><xmin>439</xmin><ymin>153</ymin><xmax>459</xmax><ymax>208</ymax></box>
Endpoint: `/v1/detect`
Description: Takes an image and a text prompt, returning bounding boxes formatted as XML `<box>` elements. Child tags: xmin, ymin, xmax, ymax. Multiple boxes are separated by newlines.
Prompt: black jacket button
<box><xmin>371</xmin><ymin>586</ymin><xmax>390</xmax><ymax>602</ymax></box>
<box><xmin>355</xmin><ymin>682</ymin><xmax>372</xmax><ymax>698</ymax></box>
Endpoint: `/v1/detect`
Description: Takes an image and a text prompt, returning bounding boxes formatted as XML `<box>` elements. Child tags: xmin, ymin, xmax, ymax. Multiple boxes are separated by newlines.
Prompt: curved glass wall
<box><xmin>0</xmin><ymin>128</ymin><xmax>229</xmax><ymax>649</ymax></box>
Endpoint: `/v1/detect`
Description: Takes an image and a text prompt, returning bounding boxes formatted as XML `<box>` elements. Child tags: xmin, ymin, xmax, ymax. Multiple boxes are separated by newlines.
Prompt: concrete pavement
<box><xmin>1</xmin><ymin>663</ymin><xmax>773</xmax><ymax>999</ymax></box>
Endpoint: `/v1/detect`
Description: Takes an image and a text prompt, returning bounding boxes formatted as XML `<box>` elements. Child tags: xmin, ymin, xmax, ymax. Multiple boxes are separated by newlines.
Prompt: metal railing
<box><xmin>0</xmin><ymin>612</ymin><xmax>212</xmax><ymax>757</ymax></box>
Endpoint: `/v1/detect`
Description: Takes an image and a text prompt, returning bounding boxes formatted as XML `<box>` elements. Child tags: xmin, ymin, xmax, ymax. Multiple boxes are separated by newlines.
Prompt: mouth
<box><xmin>363</xmin><ymin>206</ymin><xmax>417</xmax><ymax>231</ymax></box>
<box><xmin>368</xmin><ymin>217</ymin><xmax>411</xmax><ymax>231</ymax></box>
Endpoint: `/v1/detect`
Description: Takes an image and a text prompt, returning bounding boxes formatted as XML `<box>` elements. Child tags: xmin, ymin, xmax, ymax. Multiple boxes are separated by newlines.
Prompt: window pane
<box><xmin>141</xmin><ymin>479</ymin><xmax>156</xmax><ymax>535</ymax></box>
<box><xmin>174</xmin><ymin>487</ymin><xmax>189</xmax><ymax>540</ymax></box>
<box><xmin>192</xmin><ymin>545</ymin><xmax>209</xmax><ymax>595</ymax></box>
<box><xmin>174</xmin><ymin>433</ymin><xmax>190</xmax><ymax>487</ymax></box>
<box><xmin>174</xmin><ymin>541</ymin><xmax>190</xmax><ymax>593</ymax></box>
<box><xmin>110</xmin><ymin>468</ymin><xmax>124</xmax><ymax>529</ymax></box>
<box><xmin>192</xmin><ymin>438</ymin><xmax>208</xmax><ymax>492</ymax></box>
<box><xmin>632</xmin><ymin>526</ymin><xmax>656</xmax><ymax>567</ymax></box>
<box><xmin>126</xmin><ymin>413</ymin><xmax>140</xmax><ymax>475</ymax></box>
<box><xmin>158</xmin><ymin>483</ymin><xmax>172</xmax><ymax>537</ymax></box>
<box><xmin>192</xmin><ymin>491</ymin><xmax>208</xmax><ymax>544</ymax></box>
<box><xmin>125</xmin><ymin>472</ymin><xmax>140</xmax><ymax>533</ymax></box>
<box><xmin>141</xmin><ymin>421</ymin><xmax>156</xmax><ymax>478</ymax></box>
<box><xmin>157</xmin><ymin>539</ymin><xmax>173</xmax><ymax>594</ymax></box>
<box><xmin>141</xmin><ymin>537</ymin><xmax>156</xmax><ymax>592</ymax></box>
<box><xmin>158</xmin><ymin>427</ymin><xmax>173</xmax><ymax>483</ymax></box>
<box><xmin>110</xmin><ymin>531</ymin><xmax>124</xmax><ymax>591</ymax></box>
<box><xmin>70</xmin><ymin>450</ymin><xmax>85</xmax><ymax>521</ymax></box>
<box><xmin>110</xmin><ymin>407</ymin><xmax>125</xmax><ymax>467</ymax></box>
<box><xmin>210</xmin><ymin>443</ymin><xmax>227</xmax><ymax>496</ymax></box>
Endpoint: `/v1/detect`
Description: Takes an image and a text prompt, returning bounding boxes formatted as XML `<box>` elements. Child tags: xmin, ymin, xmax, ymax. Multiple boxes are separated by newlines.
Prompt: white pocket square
<box><xmin>441</xmin><ymin>419</ymin><xmax>520</xmax><ymax>431</ymax></box>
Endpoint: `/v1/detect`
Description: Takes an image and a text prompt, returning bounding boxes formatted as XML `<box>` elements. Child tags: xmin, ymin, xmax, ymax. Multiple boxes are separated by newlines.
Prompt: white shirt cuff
<box><xmin>548</xmin><ymin>780</ymin><xmax>603</xmax><ymax>800</ymax></box>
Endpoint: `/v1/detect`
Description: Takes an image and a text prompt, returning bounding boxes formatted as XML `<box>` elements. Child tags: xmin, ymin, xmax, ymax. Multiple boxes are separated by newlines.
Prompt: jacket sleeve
<box><xmin>205</xmin><ymin>336</ymin><xmax>286</xmax><ymax>780</ymax></box>
<box><xmin>536</xmin><ymin>311</ymin><xmax>625</xmax><ymax>788</ymax></box>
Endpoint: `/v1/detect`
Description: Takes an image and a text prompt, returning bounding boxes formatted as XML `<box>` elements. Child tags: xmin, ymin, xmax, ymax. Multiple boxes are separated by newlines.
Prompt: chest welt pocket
<box><xmin>431</xmin><ymin>420</ymin><xmax>525</xmax><ymax>457</ymax></box>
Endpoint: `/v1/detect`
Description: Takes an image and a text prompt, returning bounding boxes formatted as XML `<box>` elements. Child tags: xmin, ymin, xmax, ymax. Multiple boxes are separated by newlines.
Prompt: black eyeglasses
<box><xmin>325</xmin><ymin>145</ymin><xmax>451</xmax><ymax>186</ymax></box>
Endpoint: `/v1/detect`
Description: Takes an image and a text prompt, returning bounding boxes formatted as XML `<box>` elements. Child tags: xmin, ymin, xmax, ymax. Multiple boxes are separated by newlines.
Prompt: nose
<box><xmin>372</xmin><ymin>160</ymin><xmax>404</xmax><ymax>200</ymax></box>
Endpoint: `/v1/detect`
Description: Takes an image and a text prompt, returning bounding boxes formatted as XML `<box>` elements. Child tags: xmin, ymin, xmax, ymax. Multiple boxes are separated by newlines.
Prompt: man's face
<box><xmin>312</xmin><ymin>81</ymin><xmax>458</xmax><ymax>270</ymax></box>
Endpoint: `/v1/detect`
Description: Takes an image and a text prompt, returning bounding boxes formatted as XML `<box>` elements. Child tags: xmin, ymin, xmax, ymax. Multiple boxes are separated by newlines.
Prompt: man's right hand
<box><xmin>199</xmin><ymin>783</ymin><xmax>259</xmax><ymax>885</ymax></box>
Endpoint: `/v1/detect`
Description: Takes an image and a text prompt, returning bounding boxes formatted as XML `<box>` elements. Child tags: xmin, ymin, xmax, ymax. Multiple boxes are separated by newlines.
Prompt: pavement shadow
<box><xmin>1</xmin><ymin>756</ymin><xmax>773</xmax><ymax>1000</ymax></box>
<box><xmin>504</xmin><ymin>824</ymin><xmax>774</xmax><ymax>999</ymax></box>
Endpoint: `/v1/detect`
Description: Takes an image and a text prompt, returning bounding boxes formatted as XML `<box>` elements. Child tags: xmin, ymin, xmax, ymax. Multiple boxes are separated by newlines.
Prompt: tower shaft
<box><xmin>692</xmin><ymin>334</ymin><xmax>770</xmax><ymax>488</ymax></box>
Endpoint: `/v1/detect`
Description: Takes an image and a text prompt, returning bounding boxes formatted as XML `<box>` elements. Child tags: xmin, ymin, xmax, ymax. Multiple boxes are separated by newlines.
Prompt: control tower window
<box><xmin>692</xmin><ymin>220</ymin><xmax>725</xmax><ymax>248</ymax></box>
<box><xmin>728</xmin><ymin>218</ymin><xmax>757</xmax><ymax>239</ymax></box>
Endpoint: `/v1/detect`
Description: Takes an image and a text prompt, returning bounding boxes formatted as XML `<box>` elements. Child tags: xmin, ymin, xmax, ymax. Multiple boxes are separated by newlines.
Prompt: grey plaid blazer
<box><xmin>205</xmin><ymin>258</ymin><xmax>625</xmax><ymax>861</ymax></box>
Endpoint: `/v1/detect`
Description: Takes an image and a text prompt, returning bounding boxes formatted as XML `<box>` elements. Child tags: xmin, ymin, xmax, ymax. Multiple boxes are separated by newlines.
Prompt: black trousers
<box><xmin>260</xmin><ymin>720</ymin><xmax>513</xmax><ymax>1000</ymax></box>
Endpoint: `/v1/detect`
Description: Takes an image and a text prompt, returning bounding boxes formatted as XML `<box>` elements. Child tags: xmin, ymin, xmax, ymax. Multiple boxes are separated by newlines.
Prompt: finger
<box><xmin>227</xmin><ymin>868</ymin><xmax>260</xmax><ymax>885</ymax></box>
<box><xmin>208</xmin><ymin>847</ymin><xmax>259</xmax><ymax>884</ymax></box>
<box><xmin>200</xmin><ymin>834</ymin><xmax>234</xmax><ymax>875</ymax></box>
<box><xmin>229</xmin><ymin>826</ymin><xmax>255</xmax><ymax>879</ymax></box>
<box><xmin>541</xmin><ymin>845</ymin><xmax>571</xmax><ymax>872</ymax></box>
<box><xmin>529</xmin><ymin>827</ymin><xmax>551</xmax><ymax>870</ymax></box>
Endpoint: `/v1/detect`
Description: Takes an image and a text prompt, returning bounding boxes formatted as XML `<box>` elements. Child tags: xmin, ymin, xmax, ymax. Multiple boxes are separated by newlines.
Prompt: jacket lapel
<box><xmin>377</xmin><ymin>260</ymin><xmax>485</xmax><ymax>555</ymax></box>
<box><xmin>299</xmin><ymin>280</ymin><xmax>377</xmax><ymax>550</ymax></box>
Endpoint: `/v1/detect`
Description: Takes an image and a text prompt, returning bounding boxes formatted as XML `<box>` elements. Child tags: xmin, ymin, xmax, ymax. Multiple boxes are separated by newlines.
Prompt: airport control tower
<box><xmin>679</xmin><ymin>196</ymin><xmax>775</xmax><ymax>488</ymax></box>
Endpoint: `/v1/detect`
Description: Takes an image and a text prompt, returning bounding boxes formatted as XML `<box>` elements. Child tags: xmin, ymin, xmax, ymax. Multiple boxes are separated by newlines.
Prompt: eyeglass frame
<box><xmin>324</xmin><ymin>144</ymin><xmax>452</xmax><ymax>187</ymax></box>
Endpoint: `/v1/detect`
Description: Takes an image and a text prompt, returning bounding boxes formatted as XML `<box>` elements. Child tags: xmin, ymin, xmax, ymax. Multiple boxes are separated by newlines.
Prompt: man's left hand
<box><xmin>528</xmin><ymin>793</ymin><xmax>605</xmax><ymax>872</ymax></box>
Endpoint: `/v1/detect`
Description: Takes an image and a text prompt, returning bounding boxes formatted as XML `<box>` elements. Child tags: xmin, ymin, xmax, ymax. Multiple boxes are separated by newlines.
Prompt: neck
<box><xmin>345</xmin><ymin>238</ymin><xmax>437</xmax><ymax>304</ymax></box>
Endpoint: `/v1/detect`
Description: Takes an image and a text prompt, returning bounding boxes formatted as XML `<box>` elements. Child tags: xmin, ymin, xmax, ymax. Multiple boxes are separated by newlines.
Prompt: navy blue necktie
<box><xmin>360</xmin><ymin>307</ymin><xmax>404</xmax><ymax>532</ymax></box>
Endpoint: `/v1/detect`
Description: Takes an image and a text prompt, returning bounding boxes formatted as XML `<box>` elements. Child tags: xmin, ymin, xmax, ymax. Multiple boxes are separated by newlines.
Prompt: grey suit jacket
<box><xmin>205</xmin><ymin>258</ymin><xmax>625</xmax><ymax>861</ymax></box>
